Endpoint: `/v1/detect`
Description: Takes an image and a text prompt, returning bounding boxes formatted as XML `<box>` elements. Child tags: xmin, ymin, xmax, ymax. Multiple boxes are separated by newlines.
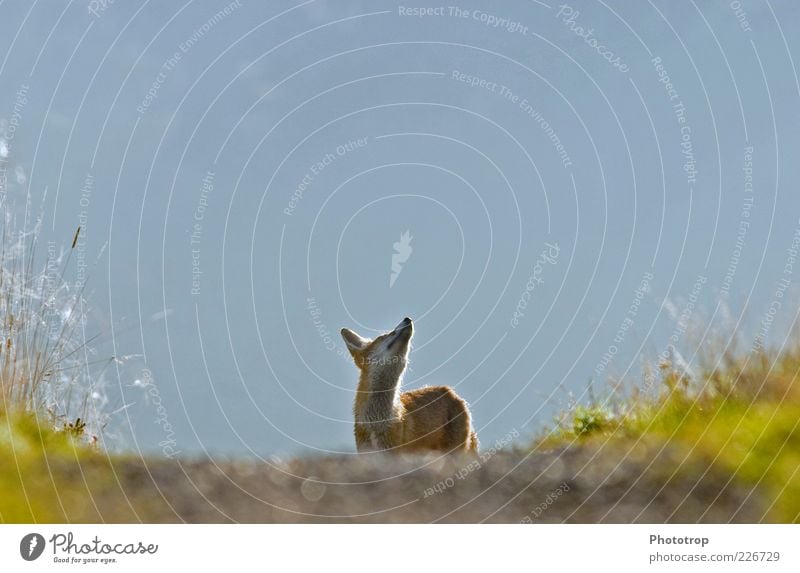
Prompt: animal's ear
<box><xmin>341</xmin><ymin>328</ymin><xmax>369</xmax><ymax>355</ymax></box>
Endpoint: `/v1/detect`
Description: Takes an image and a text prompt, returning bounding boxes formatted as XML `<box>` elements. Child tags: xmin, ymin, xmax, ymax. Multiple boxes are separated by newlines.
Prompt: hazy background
<box><xmin>1</xmin><ymin>0</ymin><xmax>798</xmax><ymax>459</ymax></box>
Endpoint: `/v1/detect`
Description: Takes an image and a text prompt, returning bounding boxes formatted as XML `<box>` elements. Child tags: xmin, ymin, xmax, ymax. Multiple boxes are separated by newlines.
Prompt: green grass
<box><xmin>0</xmin><ymin>211</ymin><xmax>121</xmax><ymax>522</ymax></box>
<box><xmin>537</xmin><ymin>346</ymin><xmax>800</xmax><ymax>522</ymax></box>
<box><xmin>0</xmin><ymin>409</ymin><xmax>90</xmax><ymax>521</ymax></box>
<box><xmin>0</xmin><ymin>409</ymin><xmax>148</xmax><ymax>522</ymax></box>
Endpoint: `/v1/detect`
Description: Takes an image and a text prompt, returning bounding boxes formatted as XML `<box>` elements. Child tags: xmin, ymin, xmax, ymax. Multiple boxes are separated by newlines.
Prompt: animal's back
<box><xmin>400</xmin><ymin>386</ymin><xmax>478</xmax><ymax>453</ymax></box>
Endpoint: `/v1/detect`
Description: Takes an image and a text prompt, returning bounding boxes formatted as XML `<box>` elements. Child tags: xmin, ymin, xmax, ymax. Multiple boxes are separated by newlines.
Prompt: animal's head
<box><xmin>340</xmin><ymin>317</ymin><xmax>413</xmax><ymax>380</ymax></box>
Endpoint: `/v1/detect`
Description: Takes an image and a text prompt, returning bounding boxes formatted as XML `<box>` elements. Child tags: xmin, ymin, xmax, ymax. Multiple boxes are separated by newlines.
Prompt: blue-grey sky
<box><xmin>1</xmin><ymin>0</ymin><xmax>799</xmax><ymax>458</ymax></box>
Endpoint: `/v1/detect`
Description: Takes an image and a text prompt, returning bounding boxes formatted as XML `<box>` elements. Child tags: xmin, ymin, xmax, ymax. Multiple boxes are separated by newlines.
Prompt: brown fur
<box><xmin>399</xmin><ymin>387</ymin><xmax>479</xmax><ymax>453</ymax></box>
<box><xmin>343</xmin><ymin>319</ymin><xmax>478</xmax><ymax>455</ymax></box>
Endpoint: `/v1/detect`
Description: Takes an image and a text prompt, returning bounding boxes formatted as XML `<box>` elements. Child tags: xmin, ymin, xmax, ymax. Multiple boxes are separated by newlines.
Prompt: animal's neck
<box><xmin>354</xmin><ymin>369</ymin><xmax>403</xmax><ymax>424</ymax></box>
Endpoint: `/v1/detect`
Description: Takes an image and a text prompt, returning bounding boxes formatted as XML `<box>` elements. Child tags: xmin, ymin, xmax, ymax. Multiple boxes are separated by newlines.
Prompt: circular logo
<box><xmin>19</xmin><ymin>533</ymin><xmax>45</xmax><ymax>561</ymax></box>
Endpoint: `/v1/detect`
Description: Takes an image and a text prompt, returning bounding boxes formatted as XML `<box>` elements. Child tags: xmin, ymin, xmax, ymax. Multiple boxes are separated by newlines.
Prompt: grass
<box><xmin>537</xmin><ymin>344</ymin><xmax>800</xmax><ymax>522</ymax></box>
<box><xmin>0</xmin><ymin>209</ymin><xmax>110</xmax><ymax>438</ymax></box>
<box><xmin>0</xmin><ymin>409</ymin><xmax>91</xmax><ymax>522</ymax></box>
<box><xmin>0</xmin><ymin>207</ymin><xmax>126</xmax><ymax>522</ymax></box>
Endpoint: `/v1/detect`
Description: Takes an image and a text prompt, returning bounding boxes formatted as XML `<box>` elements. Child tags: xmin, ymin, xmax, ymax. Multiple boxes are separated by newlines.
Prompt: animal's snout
<box><xmin>394</xmin><ymin>317</ymin><xmax>413</xmax><ymax>332</ymax></box>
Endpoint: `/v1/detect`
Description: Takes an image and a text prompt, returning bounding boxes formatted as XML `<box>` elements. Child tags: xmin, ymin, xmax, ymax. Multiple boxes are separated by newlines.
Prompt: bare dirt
<box><xmin>56</xmin><ymin>439</ymin><xmax>769</xmax><ymax>523</ymax></box>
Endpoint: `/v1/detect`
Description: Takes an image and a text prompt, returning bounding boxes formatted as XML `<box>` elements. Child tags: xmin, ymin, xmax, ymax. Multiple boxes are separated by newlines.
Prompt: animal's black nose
<box><xmin>402</xmin><ymin>317</ymin><xmax>412</xmax><ymax>325</ymax></box>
